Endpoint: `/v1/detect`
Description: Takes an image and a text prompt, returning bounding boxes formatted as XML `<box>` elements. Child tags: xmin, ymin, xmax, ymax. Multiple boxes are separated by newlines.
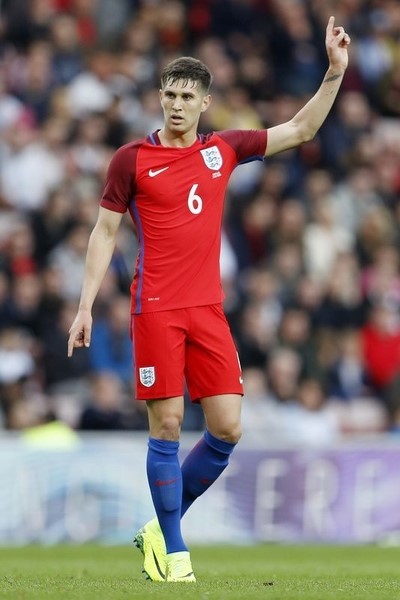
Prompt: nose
<box><xmin>172</xmin><ymin>96</ymin><xmax>183</xmax><ymax>111</ymax></box>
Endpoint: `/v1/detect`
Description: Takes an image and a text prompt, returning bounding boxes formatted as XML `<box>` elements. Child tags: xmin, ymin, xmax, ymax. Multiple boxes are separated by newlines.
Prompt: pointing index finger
<box><xmin>327</xmin><ymin>15</ymin><xmax>335</xmax><ymax>34</ymax></box>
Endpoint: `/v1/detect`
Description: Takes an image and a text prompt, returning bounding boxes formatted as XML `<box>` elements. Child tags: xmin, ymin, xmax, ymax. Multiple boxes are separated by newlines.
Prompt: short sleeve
<box><xmin>100</xmin><ymin>145</ymin><xmax>136</xmax><ymax>213</ymax></box>
<box><xmin>217</xmin><ymin>129</ymin><xmax>268</xmax><ymax>164</ymax></box>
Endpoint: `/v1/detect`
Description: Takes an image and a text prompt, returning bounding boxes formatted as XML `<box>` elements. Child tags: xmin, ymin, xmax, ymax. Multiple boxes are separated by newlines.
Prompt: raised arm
<box><xmin>67</xmin><ymin>206</ymin><xmax>124</xmax><ymax>357</ymax></box>
<box><xmin>265</xmin><ymin>16</ymin><xmax>351</xmax><ymax>157</ymax></box>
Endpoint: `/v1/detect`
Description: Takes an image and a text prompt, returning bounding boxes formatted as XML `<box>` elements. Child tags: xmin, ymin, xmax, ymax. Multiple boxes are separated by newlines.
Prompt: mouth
<box><xmin>170</xmin><ymin>114</ymin><xmax>184</xmax><ymax>124</ymax></box>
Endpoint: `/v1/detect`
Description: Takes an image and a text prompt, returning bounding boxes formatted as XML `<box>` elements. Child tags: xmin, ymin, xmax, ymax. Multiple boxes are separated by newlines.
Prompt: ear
<box><xmin>201</xmin><ymin>94</ymin><xmax>211</xmax><ymax>113</ymax></box>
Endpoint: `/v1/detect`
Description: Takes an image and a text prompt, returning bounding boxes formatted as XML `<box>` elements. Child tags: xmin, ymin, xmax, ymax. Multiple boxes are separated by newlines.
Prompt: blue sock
<box><xmin>181</xmin><ymin>430</ymin><xmax>237</xmax><ymax>517</ymax></box>
<box><xmin>146</xmin><ymin>437</ymin><xmax>187</xmax><ymax>554</ymax></box>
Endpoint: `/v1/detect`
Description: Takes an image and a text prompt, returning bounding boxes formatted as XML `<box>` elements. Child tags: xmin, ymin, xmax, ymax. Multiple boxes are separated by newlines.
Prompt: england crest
<box><xmin>139</xmin><ymin>366</ymin><xmax>155</xmax><ymax>387</ymax></box>
<box><xmin>200</xmin><ymin>146</ymin><xmax>223</xmax><ymax>171</ymax></box>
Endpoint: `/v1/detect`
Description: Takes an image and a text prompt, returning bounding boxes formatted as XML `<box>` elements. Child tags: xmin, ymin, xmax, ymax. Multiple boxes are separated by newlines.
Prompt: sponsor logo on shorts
<box><xmin>139</xmin><ymin>366</ymin><xmax>155</xmax><ymax>387</ymax></box>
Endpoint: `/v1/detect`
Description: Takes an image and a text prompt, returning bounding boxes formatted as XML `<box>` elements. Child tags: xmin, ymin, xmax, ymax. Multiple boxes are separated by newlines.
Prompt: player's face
<box><xmin>160</xmin><ymin>79</ymin><xmax>211</xmax><ymax>135</ymax></box>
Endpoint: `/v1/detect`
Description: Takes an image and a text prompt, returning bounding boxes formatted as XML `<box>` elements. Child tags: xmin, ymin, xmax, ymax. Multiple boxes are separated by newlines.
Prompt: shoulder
<box><xmin>101</xmin><ymin>138</ymin><xmax>151</xmax><ymax>209</ymax></box>
<box><xmin>107</xmin><ymin>136</ymin><xmax>150</xmax><ymax>179</ymax></box>
<box><xmin>197</xmin><ymin>130</ymin><xmax>251</xmax><ymax>152</ymax></box>
<box><xmin>214</xmin><ymin>129</ymin><xmax>266</xmax><ymax>146</ymax></box>
<box><xmin>112</xmin><ymin>136</ymin><xmax>148</xmax><ymax>162</ymax></box>
<box><xmin>207</xmin><ymin>130</ymin><xmax>267</xmax><ymax>163</ymax></box>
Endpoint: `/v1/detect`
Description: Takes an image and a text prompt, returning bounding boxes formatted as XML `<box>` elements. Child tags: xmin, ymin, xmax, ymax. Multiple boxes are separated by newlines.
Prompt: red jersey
<box><xmin>101</xmin><ymin>129</ymin><xmax>267</xmax><ymax>314</ymax></box>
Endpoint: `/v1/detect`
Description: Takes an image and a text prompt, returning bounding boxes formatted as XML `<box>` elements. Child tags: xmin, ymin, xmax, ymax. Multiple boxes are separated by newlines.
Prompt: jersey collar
<box><xmin>148</xmin><ymin>130</ymin><xmax>204</xmax><ymax>146</ymax></box>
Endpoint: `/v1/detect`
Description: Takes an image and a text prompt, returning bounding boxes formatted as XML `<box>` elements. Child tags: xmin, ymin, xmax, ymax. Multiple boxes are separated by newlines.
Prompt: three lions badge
<box><xmin>200</xmin><ymin>146</ymin><xmax>223</xmax><ymax>171</ymax></box>
<box><xmin>139</xmin><ymin>366</ymin><xmax>155</xmax><ymax>387</ymax></box>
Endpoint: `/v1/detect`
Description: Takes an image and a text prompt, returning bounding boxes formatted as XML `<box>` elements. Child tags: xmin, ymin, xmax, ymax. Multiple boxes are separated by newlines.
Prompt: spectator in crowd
<box><xmin>266</xmin><ymin>346</ymin><xmax>302</xmax><ymax>405</ymax></box>
<box><xmin>236</xmin><ymin>268</ymin><xmax>282</xmax><ymax>367</ymax></box>
<box><xmin>314</xmin><ymin>251</ymin><xmax>368</xmax><ymax>330</ymax></box>
<box><xmin>79</xmin><ymin>370</ymin><xmax>147</xmax><ymax>431</ymax></box>
<box><xmin>41</xmin><ymin>300</ymin><xmax>91</xmax><ymax>395</ymax></box>
<box><xmin>319</xmin><ymin>91</ymin><xmax>374</xmax><ymax>176</ymax></box>
<box><xmin>326</xmin><ymin>327</ymin><xmax>387</xmax><ymax>434</ymax></box>
<box><xmin>328</xmin><ymin>328</ymin><xmax>371</xmax><ymax>402</ymax></box>
<box><xmin>360</xmin><ymin>244</ymin><xmax>400</xmax><ymax>308</ymax></box>
<box><xmin>88</xmin><ymin>294</ymin><xmax>133</xmax><ymax>386</ymax></box>
<box><xmin>275</xmin><ymin>305</ymin><xmax>318</xmax><ymax>379</ymax></box>
<box><xmin>0</xmin><ymin>326</ymin><xmax>36</xmax><ymax>428</ymax></box>
<box><xmin>281</xmin><ymin>377</ymin><xmax>340</xmax><ymax>446</ymax></box>
<box><xmin>272</xmin><ymin>242</ymin><xmax>304</xmax><ymax>306</ymax></box>
<box><xmin>3</xmin><ymin>219</ymin><xmax>38</xmax><ymax>278</ymax></box>
<box><xmin>303</xmin><ymin>196</ymin><xmax>354</xmax><ymax>284</ymax></box>
<box><xmin>240</xmin><ymin>366</ymin><xmax>278</xmax><ymax>439</ymax></box>
<box><xmin>361</xmin><ymin>301</ymin><xmax>400</xmax><ymax>417</ymax></box>
<box><xmin>2</xmin><ymin>273</ymin><xmax>44</xmax><ymax>336</ymax></box>
<box><xmin>228</xmin><ymin>191</ymin><xmax>277</xmax><ymax>270</ymax></box>
<box><xmin>271</xmin><ymin>197</ymin><xmax>306</xmax><ymax>249</ymax></box>
<box><xmin>49</xmin><ymin>12</ymin><xmax>83</xmax><ymax>86</ymax></box>
<box><xmin>48</xmin><ymin>223</ymin><xmax>91</xmax><ymax>301</ymax></box>
<box><xmin>30</xmin><ymin>184</ymin><xmax>77</xmax><ymax>267</ymax></box>
<box><xmin>65</xmin><ymin>49</ymin><xmax>116</xmax><ymax>119</ymax></box>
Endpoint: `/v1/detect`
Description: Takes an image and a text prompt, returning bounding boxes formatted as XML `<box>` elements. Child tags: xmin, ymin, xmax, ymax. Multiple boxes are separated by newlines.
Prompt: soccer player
<box><xmin>68</xmin><ymin>16</ymin><xmax>350</xmax><ymax>583</ymax></box>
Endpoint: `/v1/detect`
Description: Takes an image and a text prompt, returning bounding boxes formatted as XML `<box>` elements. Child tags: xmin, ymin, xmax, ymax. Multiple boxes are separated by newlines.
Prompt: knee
<box><xmin>225</xmin><ymin>426</ymin><xmax>242</xmax><ymax>445</ymax></box>
<box><xmin>150</xmin><ymin>414</ymin><xmax>182</xmax><ymax>441</ymax></box>
<box><xmin>147</xmin><ymin>398</ymin><xmax>184</xmax><ymax>441</ymax></box>
<box><xmin>210</xmin><ymin>424</ymin><xmax>242</xmax><ymax>445</ymax></box>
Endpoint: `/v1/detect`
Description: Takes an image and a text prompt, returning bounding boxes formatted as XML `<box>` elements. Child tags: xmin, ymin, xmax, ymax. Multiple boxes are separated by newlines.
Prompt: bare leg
<box><xmin>181</xmin><ymin>394</ymin><xmax>242</xmax><ymax>516</ymax></box>
<box><xmin>201</xmin><ymin>393</ymin><xmax>242</xmax><ymax>443</ymax></box>
<box><xmin>145</xmin><ymin>397</ymin><xmax>187</xmax><ymax>553</ymax></box>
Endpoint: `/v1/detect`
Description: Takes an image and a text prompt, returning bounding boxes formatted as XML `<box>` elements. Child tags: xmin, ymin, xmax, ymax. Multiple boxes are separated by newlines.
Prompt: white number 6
<box><xmin>187</xmin><ymin>183</ymin><xmax>203</xmax><ymax>214</ymax></box>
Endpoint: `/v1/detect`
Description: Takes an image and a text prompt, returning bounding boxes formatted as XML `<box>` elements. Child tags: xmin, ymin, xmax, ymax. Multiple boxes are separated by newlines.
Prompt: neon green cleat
<box><xmin>134</xmin><ymin>518</ymin><xmax>166</xmax><ymax>582</ymax></box>
<box><xmin>165</xmin><ymin>551</ymin><xmax>196</xmax><ymax>583</ymax></box>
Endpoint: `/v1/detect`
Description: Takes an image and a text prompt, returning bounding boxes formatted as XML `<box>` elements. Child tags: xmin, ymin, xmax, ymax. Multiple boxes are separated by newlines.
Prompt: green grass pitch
<box><xmin>1</xmin><ymin>544</ymin><xmax>400</xmax><ymax>599</ymax></box>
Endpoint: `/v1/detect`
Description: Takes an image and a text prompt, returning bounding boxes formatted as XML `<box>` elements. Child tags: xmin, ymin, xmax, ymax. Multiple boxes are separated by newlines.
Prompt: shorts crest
<box><xmin>139</xmin><ymin>366</ymin><xmax>155</xmax><ymax>387</ymax></box>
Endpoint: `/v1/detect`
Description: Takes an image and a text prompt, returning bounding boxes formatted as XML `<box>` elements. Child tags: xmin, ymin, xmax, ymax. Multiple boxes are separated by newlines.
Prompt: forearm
<box><xmin>78</xmin><ymin>225</ymin><xmax>116</xmax><ymax>312</ymax></box>
<box><xmin>292</xmin><ymin>66</ymin><xmax>345</xmax><ymax>142</ymax></box>
<box><xmin>265</xmin><ymin>66</ymin><xmax>346</xmax><ymax>156</ymax></box>
<box><xmin>266</xmin><ymin>14</ymin><xmax>351</xmax><ymax>158</ymax></box>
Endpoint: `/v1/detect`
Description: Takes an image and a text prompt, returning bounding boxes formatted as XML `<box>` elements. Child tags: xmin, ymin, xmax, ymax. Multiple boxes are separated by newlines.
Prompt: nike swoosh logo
<box><xmin>155</xmin><ymin>478</ymin><xmax>178</xmax><ymax>487</ymax></box>
<box><xmin>152</xmin><ymin>549</ymin><xmax>166</xmax><ymax>580</ymax></box>
<box><xmin>149</xmin><ymin>167</ymin><xmax>169</xmax><ymax>177</ymax></box>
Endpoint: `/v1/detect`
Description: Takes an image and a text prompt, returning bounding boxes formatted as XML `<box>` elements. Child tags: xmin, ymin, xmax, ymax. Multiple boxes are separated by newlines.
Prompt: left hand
<box><xmin>67</xmin><ymin>309</ymin><xmax>92</xmax><ymax>357</ymax></box>
<box><xmin>325</xmin><ymin>15</ymin><xmax>351</xmax><ymax>72</ymax></box>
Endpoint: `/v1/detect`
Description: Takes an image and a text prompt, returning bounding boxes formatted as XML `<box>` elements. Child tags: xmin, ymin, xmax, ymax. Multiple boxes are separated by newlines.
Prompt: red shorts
<box><xmin>131</xmin><ymin>304</ymin><xmax>244</xmax><ymax>401</ymax></box>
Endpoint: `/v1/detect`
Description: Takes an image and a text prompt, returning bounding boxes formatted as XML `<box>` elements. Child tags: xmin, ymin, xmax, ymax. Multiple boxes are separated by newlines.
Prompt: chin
<box><xmin>169</xmin><ymin>119</ymin><xmax>186</xmax><ymax>130</ymax></box>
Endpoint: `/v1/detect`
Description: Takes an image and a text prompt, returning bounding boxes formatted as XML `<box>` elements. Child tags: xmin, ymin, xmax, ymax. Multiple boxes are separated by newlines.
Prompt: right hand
<box><xmin>67</xmin><ymin>310</ymin><xmax>92</xmax><ymax>357</ymax></box>
<box><xmin>325</xmin><ymin>15</ymin><xmax>351</xmax><ymax>73</ymax></box>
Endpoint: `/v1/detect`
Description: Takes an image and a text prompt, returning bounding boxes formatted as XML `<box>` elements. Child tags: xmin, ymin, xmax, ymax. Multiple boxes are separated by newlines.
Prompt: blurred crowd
<box><xmin>1</xmin><ymin>0</ymin><xmax>400</xmax><ymax>443</ymax></box>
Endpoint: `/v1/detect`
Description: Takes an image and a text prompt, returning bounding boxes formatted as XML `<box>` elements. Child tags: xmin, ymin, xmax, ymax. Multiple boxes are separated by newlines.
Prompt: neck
<box><xmin>158</xmin><ymin>127</ymin><xmax>198</xmax><ymax>148</ymax></box>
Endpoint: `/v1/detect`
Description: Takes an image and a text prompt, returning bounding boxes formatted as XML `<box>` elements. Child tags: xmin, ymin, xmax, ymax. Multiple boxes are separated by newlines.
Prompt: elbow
<box><xmin>300</xmin><ymin>128</ymin><xmax>316</xmax><ymax>144</ymax></box>
<box><xmin>93</xmin><ymin>220</ymin><xmax>116</xmax><ymax>242</ymax></box>
<box><xmin>90</xmin><ymin>225</ymin><xmax>116</xmax><ymax>250</ymax></box>
<box><xmin>291</xmin><ymin>118</ymin><xmax>317</xmax><ymax>145</ymax></box>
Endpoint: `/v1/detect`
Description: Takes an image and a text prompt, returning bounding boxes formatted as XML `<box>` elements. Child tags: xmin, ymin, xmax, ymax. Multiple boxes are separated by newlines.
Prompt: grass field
<box><xmin>1</xmin><ymin>544</ymin><xmax>400</xmax><ymax>600</ymax></box>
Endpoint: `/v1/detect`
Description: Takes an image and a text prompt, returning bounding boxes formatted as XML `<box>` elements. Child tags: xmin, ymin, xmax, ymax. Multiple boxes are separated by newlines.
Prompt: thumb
<box><xmin>83</xmin><ymin>325</ymin><xmax>91</xmax><ymax>348</ymax></box>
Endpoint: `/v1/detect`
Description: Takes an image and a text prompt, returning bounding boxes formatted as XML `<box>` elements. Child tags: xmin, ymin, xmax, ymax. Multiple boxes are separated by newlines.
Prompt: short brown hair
<box><xmin>161</xmin><ymin>57</ymin><xmax>213</xmax><ymax>93</ymax></box>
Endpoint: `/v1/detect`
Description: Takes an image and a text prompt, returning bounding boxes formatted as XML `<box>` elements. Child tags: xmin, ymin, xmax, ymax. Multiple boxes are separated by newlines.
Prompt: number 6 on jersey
<box><xmin>188</xmin><ymin>183</ymin><xmax>203</xmax><ymax>214</ymax></box>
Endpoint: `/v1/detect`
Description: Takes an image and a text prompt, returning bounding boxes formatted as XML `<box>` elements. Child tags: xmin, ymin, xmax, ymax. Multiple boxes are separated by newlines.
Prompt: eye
<box><xmin>183</xmin><ymin>94</ymin><xmax>194</xmax><ymax>101</ymax></box>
